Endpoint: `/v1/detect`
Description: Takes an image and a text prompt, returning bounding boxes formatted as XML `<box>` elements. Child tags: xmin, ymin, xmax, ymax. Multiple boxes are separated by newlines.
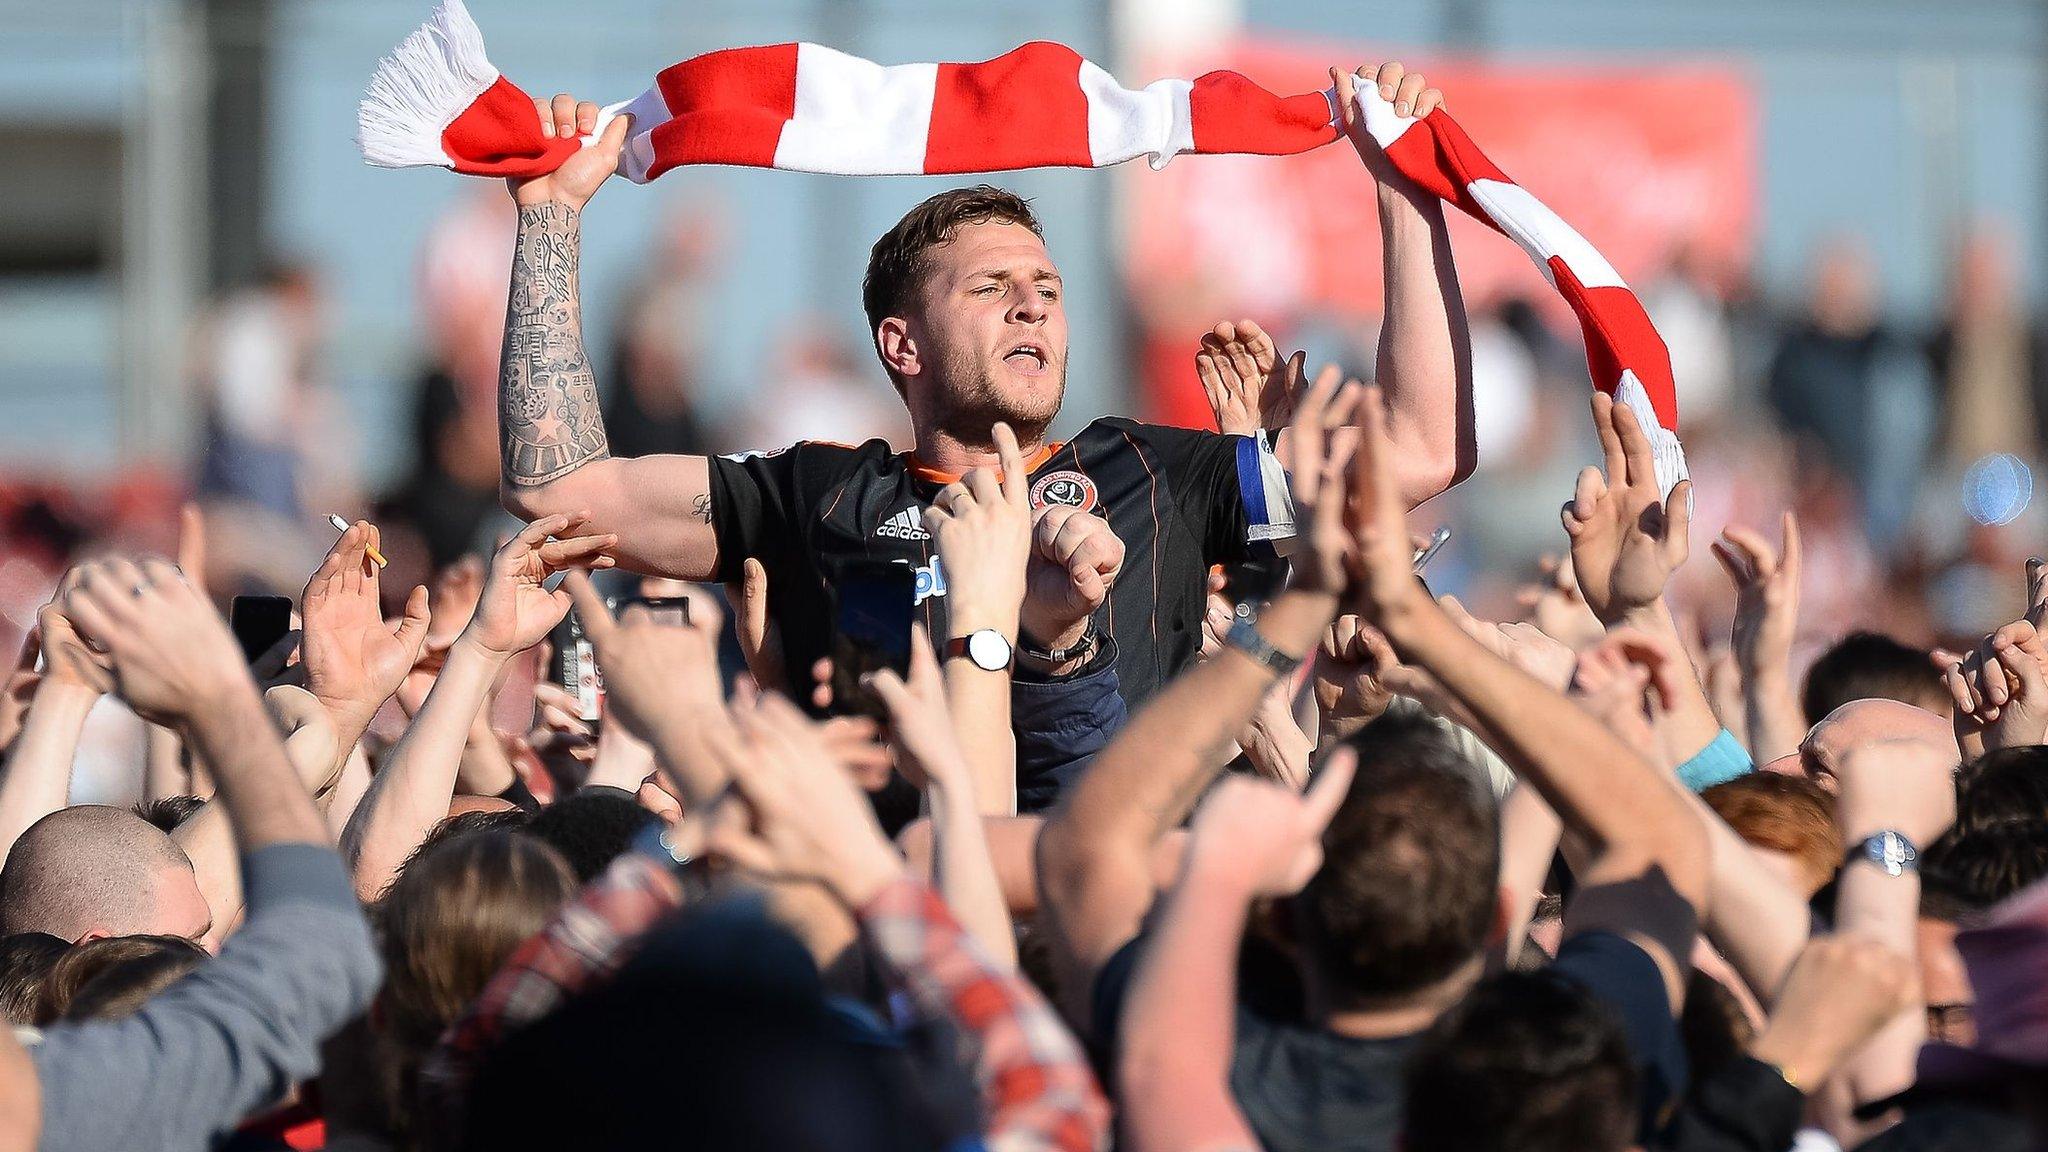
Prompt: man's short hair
<box><xmin>1922</xmin><ymin>825</ymin><xmax>2048</xmax><ymax>917</ymax></box>
<box><xmin>861</xmin><ymin>185</ymin><xmax>1043</xmax><ymax>342</ymax></box>
<box><xmin>1295</xmin><ymin>712</ymin><xmax>1500</xmax><ymax>1001</ymax></box>
<box><xmin>1801</xmin><ymin>631</ymin><xmax>1948</xmax><ymax>725</ymax></box>
<box><xmin>1702</xmin><ymin>774</ymin><xmax>1842</xmax><ymax>896</ymax></box>
<box><xmin>1953</xmin><ymin>746</ymin><xmax>2048</xmax><ymax>836</ymax></box>
<box><xmin>1405</xmin><ymin>971</ymin><xmax>1639</xmax><ymax>1152</ymax></box>
<box><xmin>0</xmin><ymin>807</ymin><xmax>196</xmax><ymax>940</ymax></box>
<box><xmin>134</xmin><ymin>795</ymin><xmax>207</xmax><ymax>834</ymax></box>
<box><xmin>524</xmin><ymin>790</ymin><xmax>657</xmax><ymax>883</ymax></box>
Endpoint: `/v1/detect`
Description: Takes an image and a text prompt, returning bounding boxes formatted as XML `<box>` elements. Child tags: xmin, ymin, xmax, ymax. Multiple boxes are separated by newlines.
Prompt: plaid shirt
<box><xmin>420</xmin><ymin>858</ymin><xmax>1107</xmax><ymax>1152</ymax></box>
<box><xmin>861</xmin><ymin>878</ymin><xmax>1110</xmax><ymax>1152</ymax></box>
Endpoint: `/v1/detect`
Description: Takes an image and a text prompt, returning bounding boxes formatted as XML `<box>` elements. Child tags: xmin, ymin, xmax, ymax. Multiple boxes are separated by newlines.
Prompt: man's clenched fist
<box><xmin>1022</xmin><ymin>505</ymin><xmax>1124</xmax><ymax>653</ymax></box>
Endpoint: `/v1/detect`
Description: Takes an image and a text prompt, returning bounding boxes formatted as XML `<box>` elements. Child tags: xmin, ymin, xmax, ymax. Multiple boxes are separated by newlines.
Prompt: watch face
<box><xmin>966</xmin><ymin>630</ymin><xmax>1012</xmax><ymax>671</ymax></box>
<box><xmin>1868</xmin><ymin>831</ymin><xmax>1916</xmax><ymax>876</ymax></box>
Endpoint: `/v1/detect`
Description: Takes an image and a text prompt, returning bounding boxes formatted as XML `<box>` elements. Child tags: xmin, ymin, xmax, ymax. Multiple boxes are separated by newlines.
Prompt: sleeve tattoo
<box><xmin>501</xmin><ymin>202</ymin><xmax>612</xmax><ymax>487</ymax></box>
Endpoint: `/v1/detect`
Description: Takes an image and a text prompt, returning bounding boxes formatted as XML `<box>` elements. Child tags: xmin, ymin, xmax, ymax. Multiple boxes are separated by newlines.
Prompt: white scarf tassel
<box><xmin>357</xmin><ymin>0</ymin><xmax>501</xmax><ymax>170</ymax></box>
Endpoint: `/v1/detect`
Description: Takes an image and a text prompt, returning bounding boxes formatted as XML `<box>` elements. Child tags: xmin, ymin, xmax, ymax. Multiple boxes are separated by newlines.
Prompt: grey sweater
<box><xmin>31</xmin><ymin>843</ymin><xmax>382</xmax><ymax>1151</ymax></box>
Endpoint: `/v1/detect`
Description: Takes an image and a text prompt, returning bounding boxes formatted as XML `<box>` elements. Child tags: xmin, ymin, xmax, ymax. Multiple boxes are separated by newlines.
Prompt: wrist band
<box><xmin>1225</xmin><ymin>615</ymin><xmax>1303</xmax><ymax>678</ymax></box>
<box><xmin>1019</xmin><ymin>624</ymin><xmax>1098</xmax><ymax>666</ymax></box>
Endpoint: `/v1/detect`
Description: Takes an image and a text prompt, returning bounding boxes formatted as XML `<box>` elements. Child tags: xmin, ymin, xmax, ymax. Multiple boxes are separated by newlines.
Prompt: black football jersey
<box><xmin>708</xmin><ymin>416</ymin><xmax>1294</xmax><ymax>709</ymax></box>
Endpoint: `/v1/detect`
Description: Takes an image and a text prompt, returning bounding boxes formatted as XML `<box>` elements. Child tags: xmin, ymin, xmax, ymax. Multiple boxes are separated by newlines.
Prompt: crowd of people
<box><xmin>0</xmin><ymin>59</ymin><xmax>2043</xmax><ymax>1152</ymax></box>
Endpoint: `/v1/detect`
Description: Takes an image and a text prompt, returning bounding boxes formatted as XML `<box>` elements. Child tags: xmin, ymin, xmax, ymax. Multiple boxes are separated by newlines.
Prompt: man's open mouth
<box><xmin>1005</xmin><ymin>343</ymin><xmax>1048</xmax><ymax>370</ymax></box>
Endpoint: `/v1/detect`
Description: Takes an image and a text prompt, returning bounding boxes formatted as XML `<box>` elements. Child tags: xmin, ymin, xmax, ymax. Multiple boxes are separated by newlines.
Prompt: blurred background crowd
<box><xmin>2</xmin><ymin>0</ymin><xmax>2046</xmax><ymax>795</ymax></box>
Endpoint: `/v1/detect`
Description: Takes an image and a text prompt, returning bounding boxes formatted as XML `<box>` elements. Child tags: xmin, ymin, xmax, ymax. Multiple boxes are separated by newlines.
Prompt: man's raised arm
<box><xmin>497</xmin><ymin>96</ymin><xmax>720</xmax><ymax>581</ymax></box>
<box><xmin>1338</xmin><ymin>63</ymin><xmax>1476</xmax><ymax>508</ymax></box>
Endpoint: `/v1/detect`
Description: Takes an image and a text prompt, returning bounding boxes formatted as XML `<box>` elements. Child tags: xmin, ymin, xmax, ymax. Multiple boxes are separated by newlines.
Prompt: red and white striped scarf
<box><xmin>360</xmin><ymin>0</ymin><xmax>1686</xmax><ymax>492</ymax></box>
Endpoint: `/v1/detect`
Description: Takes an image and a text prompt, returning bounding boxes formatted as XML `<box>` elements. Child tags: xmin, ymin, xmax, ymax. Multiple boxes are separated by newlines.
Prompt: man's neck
<box><xmin>1304</xmin><ymin>958</ymin><xmax>1482</xmax><ymax>1040</ymax></box>
<box><xmin>911</xmin><ymin>424</ymin><xmax>1048</xmax><ymax>477</ymax></box>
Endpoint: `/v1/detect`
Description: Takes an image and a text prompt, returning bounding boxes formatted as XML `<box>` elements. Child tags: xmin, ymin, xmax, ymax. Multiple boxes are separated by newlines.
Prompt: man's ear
<box><xmin>876</xmin><ymin>317</ymin><xmax>920</xmax><ymax>380</ymax></box>
<box><xmin>74</xmin><ymin>928</ymin><xmax>109</xmax><ymax>945</ymax></box>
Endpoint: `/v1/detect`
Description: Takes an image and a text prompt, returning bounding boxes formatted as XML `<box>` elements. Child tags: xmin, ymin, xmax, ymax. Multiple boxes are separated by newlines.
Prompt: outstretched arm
<box><xmin>0</xmin><ymin>575</ymin><xmax>105</xmax><ymax>869</ymax></box>
<box><xmin>1348</xmin><ymin>386</ymin><xmax>1707</xmax><ymax>1006</ymax></box>
<box><xmin>1038</xmin><ymin>372</ymin><xmax>1360</xmax><ymax>1030</ymax></box>
<box><xmin>1119</xmin><ymin>762</ymin><xmax>1354</xmax><ymax>1152</ymax></box>
<box><xmin>1337</xmin><ymin>63</ymin><xmax>1475</xmax><ymax>508</ymax></box>
<box><xmin>344</xmin><ymin>517</ymin><xmax>613</xmax><ymax>900</ymax></box>
<box><xmin>497</xmin><ymin>97</ymin><xmax>720</xmax><ymax>581</ymax></box>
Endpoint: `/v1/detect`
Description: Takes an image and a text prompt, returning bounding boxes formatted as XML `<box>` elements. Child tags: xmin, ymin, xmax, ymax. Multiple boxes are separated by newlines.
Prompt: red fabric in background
<box><xmin>1124</xmin><ymin>41</ymin><xmax>1754</xmax><ymax>429</ymax></box>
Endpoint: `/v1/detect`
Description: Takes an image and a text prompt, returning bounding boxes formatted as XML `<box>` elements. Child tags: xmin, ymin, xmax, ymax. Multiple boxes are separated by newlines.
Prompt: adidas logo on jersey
<box><xmin>875</xmin><ymin>506</ymin><xmax>930</xmax><ymax>540</ymax></box>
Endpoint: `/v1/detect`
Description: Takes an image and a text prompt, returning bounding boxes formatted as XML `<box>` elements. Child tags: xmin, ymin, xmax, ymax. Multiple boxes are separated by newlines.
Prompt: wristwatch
<box><xmin>1224</xmin><ymin>615</ymin><xmax>1304</xmax><ymax>678</ymax></box>
<box><xmin>1018</xmin><ymin>624</ymin><xmax>1098</xmax><ymax>669</ymax></box>
<box><xmin>1847</xmin><ymin>830</ymin><xmax>1919</xmax><ymax>877</ymax></box>
<box><xmin>944</xmin><ymin>629</ymin><xmax>1015</xmax><ymax>672</ymax></box>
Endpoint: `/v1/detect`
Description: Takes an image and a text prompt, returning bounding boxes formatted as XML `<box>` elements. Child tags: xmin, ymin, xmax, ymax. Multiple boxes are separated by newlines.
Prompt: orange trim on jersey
<box><xmin>904</xmin><ymin>442</ymin><xmax>1063</xmax><ymax>486</ymax></box>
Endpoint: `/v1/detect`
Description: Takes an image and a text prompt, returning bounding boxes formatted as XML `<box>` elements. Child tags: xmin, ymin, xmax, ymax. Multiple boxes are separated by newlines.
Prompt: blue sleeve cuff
<box><xmin>1677</xmin><ymin>729</ymin><xmax>1754</xmax><ymax>792</ymax></box>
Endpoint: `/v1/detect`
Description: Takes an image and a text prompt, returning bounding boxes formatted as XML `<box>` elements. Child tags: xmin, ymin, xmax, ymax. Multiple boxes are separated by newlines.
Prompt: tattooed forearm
<box><xmin>501</xmin><ymin>201</ymin><xmax>612</xmax><ymax>487</ymax></box>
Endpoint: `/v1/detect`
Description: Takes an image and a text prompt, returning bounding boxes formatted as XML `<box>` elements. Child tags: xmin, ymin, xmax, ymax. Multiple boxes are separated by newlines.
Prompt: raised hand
<box><xmin>561</xmin><ymin>571</ymin><xmax>725</xmax><ymax>754</ymax></box>
<box><xmin>0</xmin><ymin>629</ymin><xmax>40</xmax><ymax>751</ymax></box>
<box><xmin>1569</xmin><ymin>625</ymin><xmax>1705</xmax><ymax>771</ymax></box>
<box><xmin>704</xmin><ymin>694</ymin><xmax>905</xmax><ymax>908</ymax></box>
<box><xmin>1570</xmin><ymin>636</ymin><xmax>1661</xmax><ymax>764</ymax></box>
<box><xmin>176</xmin><ymin>502</ymin><xmax>209</xmax><ymax>598</ymax></box>
<box><xmin>1331</xmin><ymin>62</ymin><xmax>1446</xmax><ymax>181</ymax></box>
<box><xmin>1441</xmin><ymin>596</ymin><xmax>1577</xmax><ymax>692</ymax></box>
<box><xmin>1514</xmin><ymin>553</ymin><xmax>1605</xmax><ymax>651</ymax></box>
<box><xmin>925</xmin><ymin>422</ymin><xmax>1033</xmax><ymax>639</ymax></box>
<box><xmin>1337</xmin><ymin>381</ymin><xmax>1431</xmax><ymax>622</ymax></box>
<box><xmin>1021</xmin><ymin>504</ymin><xmax>1124</xmax><ymax>653</ymax></box>
<box><xmin>727</xmin><ymin>556</ymin><xmax>785</xmax><ymax>692</ymax></box>
<box><xmin>1713</xmin><ymin>513</ymin><xmax>1806</xmax><ymax>759</ymax></box>
<box><xmin>1714</xmin><ymin>514</ymin><xmax>1802</xmax><ymax>674</ymax></box>
<box><xmin>1313</xmin><ymin>615</ymin><xmax>1395</xmax><ymax>743</ymax></box>
<box><xmin>1195</xmin><ymin>320</ymin><xmax>1300</xmax><ymax>435</ymax></box>
<box><xmin>462</xmin><ymin>514</ymin><xmax>617</xmax><ymax>659</ymax></box>
<box><xmin>397</xmin><ymin>556</ymin><xmax>487</xmax><ymax>715</ymax></box>
<box><xmin>1939</xmin><ymin>558</ymin><xmax>2048</xmax><ymax>751</ymax></box>
<box><xmin>1281</xmin><ymin>366</ymin><xmax>1365</xmax><ymax>597</ymax></box>
<box><xmin>301</xmin><ymin>520</ymin><xmax>431</xmax><ymax>727</ymax></box>
<box><xmin>865</xmin><ymin>628</ymin><xmax>972</xmax><ymax>795</ymax></box>
<box><xmin>526</xmin><ymin>680</ymin><xmax>597</xmax><ymax>776</ymax></box>
<box><xmin>509</xmin><ymin>96</ymin><xmax>633</xmax><ymax>211</ymax></box>
<box><xmin>36</xmin><ymin>566</ymin><xmax>111</xmax><ymax>694</ymax></box>
<box><xmin>1236</xmin><ymin>678</ymin><xmax>1313</xmax><ymax>790</ymax></box>
<box><xmin>1185</xmin><ymin>750</ymin><xmax>1357</xmax><ymax>897</ymax></box>
<box><xmin>60</xmin><ymin>557</ymin><xmax>250</xmax><ymax>728</ymax></box>
<box><xmin>1564</xmin><ymin>394</ymin><xmax>1692</xmax><ymax>624</ymax></box>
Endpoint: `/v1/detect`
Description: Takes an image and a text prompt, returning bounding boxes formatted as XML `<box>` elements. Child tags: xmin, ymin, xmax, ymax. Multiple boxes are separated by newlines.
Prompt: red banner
<box><xmin>1123</xmin><ymin>41</ymin><xmax>1756</xmax><ymax>428</ymax></box>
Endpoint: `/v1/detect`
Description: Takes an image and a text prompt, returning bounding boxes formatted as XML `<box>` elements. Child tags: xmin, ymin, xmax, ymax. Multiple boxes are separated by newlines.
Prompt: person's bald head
<box><xmin>1800</xmin><ymin>699</ymin><xmax>1954</xmax><ymax>792</ymax></box>
<box><xmin>0</xmin><ymin>807</ymin><xmax>210</xmax><ymax>944</ymax></box>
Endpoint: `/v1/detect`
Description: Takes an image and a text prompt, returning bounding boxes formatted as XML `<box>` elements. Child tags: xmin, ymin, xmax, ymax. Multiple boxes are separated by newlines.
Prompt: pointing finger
<box><xmin>992</xmin><ymin>422</ymin><xmax>1028</xmax><ymax>506</ymax></box>
<box><xmin>562</xmin><ymin>571</ymin><xmax>616</xmax><ymax>645</ymax></box>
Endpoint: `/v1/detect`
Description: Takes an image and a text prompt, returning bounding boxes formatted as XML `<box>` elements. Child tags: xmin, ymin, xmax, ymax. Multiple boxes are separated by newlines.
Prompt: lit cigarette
<box><xmin>326</xmin><ymin>513</ymin><xmax>389</xmax><ymax>568</ymax></box>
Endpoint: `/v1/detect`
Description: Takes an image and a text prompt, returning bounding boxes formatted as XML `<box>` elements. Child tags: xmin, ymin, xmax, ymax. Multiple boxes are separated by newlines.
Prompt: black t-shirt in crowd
<box><xmin>708</xmin><ymin>417</ymin><xmax>1293</xmax><ymax>709</ymax></box>
<box><xmin>1090</xmin><ymin>929</ymin><xmax>1687</xmax><ymax>1152</ymax></box>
